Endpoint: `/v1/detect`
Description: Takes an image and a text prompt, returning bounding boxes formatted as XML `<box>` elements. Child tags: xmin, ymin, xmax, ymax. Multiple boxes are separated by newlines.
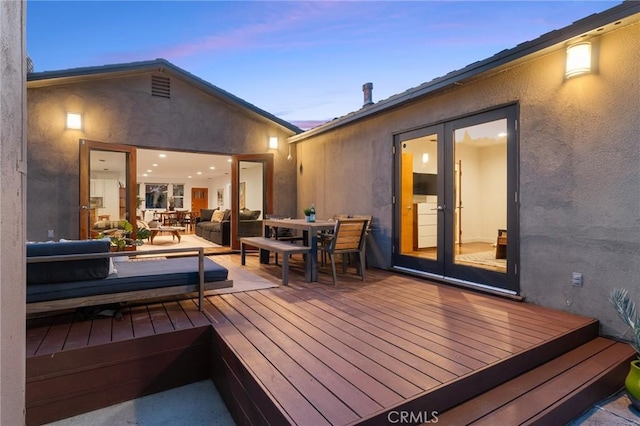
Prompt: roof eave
<box><xmin>27</xmin><ymin>59</ymin><xmax>302</xmax><ymax>135</ymax></box>
<box><xmin>289</xmin><ymin>1</ymin><xmax>640</xmax><ymax>143</ymax></box>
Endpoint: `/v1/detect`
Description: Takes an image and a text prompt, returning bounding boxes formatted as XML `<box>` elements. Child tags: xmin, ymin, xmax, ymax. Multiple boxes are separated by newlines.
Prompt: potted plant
<box><xmin>303</xmin><ymin>204</ymin><xmax>316</xmax><ymax>222</ymax></box>
<box><xmin>609</xmin><ymin>288</ymin><xmax>640</xmax><ymax>408</ymax></box>
<box><xmin>99</xmin><ymin>219</ymin><xmax>151</xmax><ymax>253</ymax></box>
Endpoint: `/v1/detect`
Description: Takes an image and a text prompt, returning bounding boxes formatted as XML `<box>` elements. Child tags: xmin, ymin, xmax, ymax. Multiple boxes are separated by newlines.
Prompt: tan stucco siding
<box><xmin>295</xmin><ymin>22</ymin><xmax>640</xmax><ymax>333</ymax></box>
<box><xmin>27</xmin><ymin>72</ymin><xmax>297</xmax><ymax>240</ymax></box>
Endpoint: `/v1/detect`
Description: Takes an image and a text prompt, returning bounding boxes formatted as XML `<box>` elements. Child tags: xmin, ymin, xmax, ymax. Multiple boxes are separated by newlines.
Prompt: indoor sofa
<box><xmin>26</xmin><ymin>239</ymin><xmax>233</xmax><ymax>314</ymax></box>
<box><xmin>195</xmin><ymin>208</ymin><xmax>263</xmax><ymax>246</ymax></box>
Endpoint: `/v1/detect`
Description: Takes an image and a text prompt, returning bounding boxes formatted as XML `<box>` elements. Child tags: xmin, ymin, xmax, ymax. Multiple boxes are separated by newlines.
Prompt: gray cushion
<box><xmin>200</xmin><ymin>208</ymin><xmax>217</xmax><ymax>222</ymax></box>
<box><xmin>27</xmin><ymin>257</ymin><xmax>229</xmax><ymax>303</ymax></box>
<box><xmin>27</xmin><ymin>240</ymin><xmax>110</xmax><ymax>285</ymax></box>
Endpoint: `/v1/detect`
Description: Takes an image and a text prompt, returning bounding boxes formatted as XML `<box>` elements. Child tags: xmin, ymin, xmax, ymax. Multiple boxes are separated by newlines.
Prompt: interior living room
<box><xmin>89</xmin><ymin>147</ymin><xmax>266</xmax><ymax>249</ymax></box>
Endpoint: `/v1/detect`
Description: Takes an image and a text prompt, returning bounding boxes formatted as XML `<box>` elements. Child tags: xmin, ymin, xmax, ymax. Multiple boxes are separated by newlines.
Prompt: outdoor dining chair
<box><xmin>318</xmin><ymin>217</ymin><xmax>369</xmax><ymax>285</ymax></box>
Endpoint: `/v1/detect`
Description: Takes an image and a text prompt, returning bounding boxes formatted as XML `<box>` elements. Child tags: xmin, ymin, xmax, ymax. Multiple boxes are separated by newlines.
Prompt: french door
<box><xmin>79</xmin><ymin>140</ymin><xmax>137</xmax><ymax>239</ymax></box>
<box><xmin>230</xmin><ymin>154</ymin><xmax>273</xmax><ymax>250</ymax></box>
<box><xmin>394</xmin><ymin>106</ymin><xmax>519</xmax><ymax>293</ymax></box>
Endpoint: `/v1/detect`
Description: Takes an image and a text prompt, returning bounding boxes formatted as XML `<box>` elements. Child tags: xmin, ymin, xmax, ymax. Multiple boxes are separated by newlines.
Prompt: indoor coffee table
<box><xmin>149</xmin><ymin>226</ymin><xmax>186</xmax><ymax>244</ymax></box>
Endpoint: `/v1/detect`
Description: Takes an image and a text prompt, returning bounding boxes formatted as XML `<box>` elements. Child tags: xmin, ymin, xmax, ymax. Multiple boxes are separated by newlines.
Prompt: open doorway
<box><xmin>135</xmin><ymin>149</ymin><xmax>232</xmax><ymax>225</ymax></box>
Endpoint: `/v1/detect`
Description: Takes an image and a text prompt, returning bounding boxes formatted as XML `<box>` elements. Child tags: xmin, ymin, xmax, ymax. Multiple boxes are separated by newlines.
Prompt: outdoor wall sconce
<box><xmin>565</xmin><ymin>41</ymin><xmax>592</xmax><ymax>78</ymax></box>
<box><xmin>287</xmin><ymin>144</ymin><xmax>293</xmax><ymax>161</ymax></box>
<box><xmin>269</xmin><ymin>136</ymin><xmax>278</xmax><ymax>150</ymax></box>
<box><xmin>66</xmin><ymin>112</ymin><xmax>83</xmax><ymax>130</ymax></box>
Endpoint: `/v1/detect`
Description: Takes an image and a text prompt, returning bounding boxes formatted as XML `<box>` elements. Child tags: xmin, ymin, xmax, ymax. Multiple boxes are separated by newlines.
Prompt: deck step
<box><xmin>437</xmin><ymin>337</ymin><xmax>636</xmax><ymax>425</ymax></box>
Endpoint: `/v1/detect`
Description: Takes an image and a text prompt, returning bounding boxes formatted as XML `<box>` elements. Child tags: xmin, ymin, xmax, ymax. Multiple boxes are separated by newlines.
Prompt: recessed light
<box><xmin>498</xmin><ymin>132</ymin><xmax>507</xmax><ymax>137</ymax></box>
<box><xmin>210</xmin><ymin>166</ymin><xmax>215</xmax><ymax>170</ymax></box>
<box><xmin>152</xmin><ymin>163</ymin><xmax>158</xmax><ymax>167</ymax></box>
<box><xmin>143</xmin><ymin>173</ymin><xmax>148</xmax><ymax>177</ymax></box>
<box><xmin>147</xmin><ymin>169</ymin><xmax>152</xmax><ymax>173</ymax></box>
<box><xmin>188</xmin><ymin>176</ymin><xmax>192</xmax><ymax>179</ymax></box>
<box><xmin>227</xmin><ymin>159</ymin><xmax>232</xmax><ymax>163</ymax></box>
<box><xmin>197</xmin><ymin>171</ymin><xmax>202</xmax><ymax>175</ymax></box>
<box><xmin>159</xmin><ymin>154</ymin><xmax>167</xmax><ymax>158</ymax></box>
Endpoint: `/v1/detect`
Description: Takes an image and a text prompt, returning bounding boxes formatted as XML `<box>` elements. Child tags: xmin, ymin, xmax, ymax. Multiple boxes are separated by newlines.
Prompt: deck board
<box><xmin>253</xmin><ymin>288</ymin><xmax>421</xmax><ymax>399</ymax></box>
<box><xmin>225</xmin><ymin>292</ymin><xmax>384</xmax><ymax>416</ymax></box>
<box><xmin>111</xmin><ymin>307</ymin><xmax>134</xmax><ymax>342</ymax></box>
<box><xmin>26</xmin><ymin>253</ymin><xmax>604</xmax><ymax>425</ymax></box>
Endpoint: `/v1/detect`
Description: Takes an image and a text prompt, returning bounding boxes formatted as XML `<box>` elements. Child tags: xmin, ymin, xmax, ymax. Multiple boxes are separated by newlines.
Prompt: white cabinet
<box><xmin>90</xmin><ymin>179</ymin><xmax>104</xmax><ymax>197</ymax></box>
<box><xmin>90</xmin><ymin>179</ymin><xmax>119</xmax><ymax>218</ymax></box>
<box><xmin>417</xmin><ymin>198</ymin><xmax>437</xmax><ymax>248</ymax></box>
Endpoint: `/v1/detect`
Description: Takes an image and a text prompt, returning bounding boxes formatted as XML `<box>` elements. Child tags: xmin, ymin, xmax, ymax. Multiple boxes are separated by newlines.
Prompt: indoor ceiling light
<box><xmin>566</xmin><ymin>42</ymin><xmax>592</xmax><ymax>78</ymax></box>
<box><xmin>66</xmin><ymin>112</ymin><xmax>82</xmax><ymax>130</ymax></box>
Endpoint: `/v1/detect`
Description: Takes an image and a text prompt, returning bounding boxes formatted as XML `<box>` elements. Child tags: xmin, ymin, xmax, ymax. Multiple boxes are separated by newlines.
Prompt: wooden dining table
<box><xmin>261</xmin><ymin>218</ymin><xmax>336</xmax><ymax>282</ymax></box>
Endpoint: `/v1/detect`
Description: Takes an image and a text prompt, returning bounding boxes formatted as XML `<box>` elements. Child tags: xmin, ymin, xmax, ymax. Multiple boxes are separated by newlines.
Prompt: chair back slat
<box><xmin>332</xmin><ymin>219</ymin><xmax>368</xmax><ymax>253</ymax></box>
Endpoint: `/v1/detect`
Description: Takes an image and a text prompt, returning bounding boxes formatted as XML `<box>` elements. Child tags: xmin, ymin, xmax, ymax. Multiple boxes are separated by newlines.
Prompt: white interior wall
<box><xmin>240</xmin><ymin>165</ymin><xmax>264</xmax><ymax>218</ymax></box>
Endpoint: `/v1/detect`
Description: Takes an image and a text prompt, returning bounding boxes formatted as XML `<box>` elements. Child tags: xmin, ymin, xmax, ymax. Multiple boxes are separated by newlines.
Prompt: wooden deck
<box><xmin>25</xmin><ymin>253</ymin><xmax>632</xmax><ymax>425</ymax></box>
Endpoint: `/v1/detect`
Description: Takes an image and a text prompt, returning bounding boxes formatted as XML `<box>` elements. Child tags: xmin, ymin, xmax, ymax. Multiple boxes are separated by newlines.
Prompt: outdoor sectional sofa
<box><xmin>26</xmin><ymin>239</ymin><xmax>233</xmax><ymax>314</ymax></box>
<box><xmin>195</xmin><ymin>208</ymin><xmax>263</xmax><ymax>246</ymax></box>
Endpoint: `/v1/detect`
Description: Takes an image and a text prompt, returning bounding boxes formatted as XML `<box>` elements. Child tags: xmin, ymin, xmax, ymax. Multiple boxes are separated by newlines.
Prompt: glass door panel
<box><xmin>79</xmin><ymin>140</ymin><xmax>136</xmax><ymax>240</ymax></box>
<box><xmin>400</xmin><ymin>133</ymin><xmax>439</xmax><ymax>261</ymax></box>
<box><xmin>90</xmin><ymin>151</ymin><xmax>128</xmax><ymax>225</ymax></box>
<box><xmin>239</xmin><ymin>160</ymin><xmax>265</xmax><ymax>215</ymax></box>
<box><xmin>395</xmin><ymin>125</ymin><xmax>443</xmax><ymax>275</ymax></box>
<box><xmin>451</xmin><ymin>119</ymin><xmax>507</xmax><ymax>274</ymax></box>
<box><xmin>230</xmin><ymin>154</ymin><xmax>274</xmax><ymax>250</ymax></box>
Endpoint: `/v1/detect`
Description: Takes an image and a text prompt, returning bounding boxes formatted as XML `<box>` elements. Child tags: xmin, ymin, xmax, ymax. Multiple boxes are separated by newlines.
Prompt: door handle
<box><xmin>80</xmin><ymin>205</ymin><xmax>89</xmax><ymax>210</ymax></box>
<box><xmin>430</xmin><ymin>205</ymin><xmax>445</xmax><ymax>211</ymax></box>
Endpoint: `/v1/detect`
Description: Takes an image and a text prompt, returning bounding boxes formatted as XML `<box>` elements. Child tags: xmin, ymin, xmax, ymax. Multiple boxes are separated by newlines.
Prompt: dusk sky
<box><xmin>27</xmin><ymin>1</ymin><xmax>619</xmax><ymax>129</ymax></box>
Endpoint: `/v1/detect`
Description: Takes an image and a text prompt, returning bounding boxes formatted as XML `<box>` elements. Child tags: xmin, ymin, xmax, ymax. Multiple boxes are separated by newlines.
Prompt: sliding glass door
<box><xmin>394</xmin><ymin>106</ymin><xmax>519</xmax><ymax>293</ymax></box>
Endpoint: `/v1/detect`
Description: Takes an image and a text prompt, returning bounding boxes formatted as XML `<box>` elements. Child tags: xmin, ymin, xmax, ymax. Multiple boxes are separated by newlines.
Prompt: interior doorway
<box><xmin>394</xmin><ymin>105</ymin><xmax>519</xmax><ymax>294</ymax></box>
<box><xmin>191</xmin><ymin>188</ymin><xmax>209</xmax><ymax>212</ymax></box>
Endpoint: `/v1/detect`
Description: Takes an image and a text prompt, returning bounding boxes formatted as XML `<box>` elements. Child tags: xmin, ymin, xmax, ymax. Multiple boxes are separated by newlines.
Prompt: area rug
<box><xmin>207</xmin><ymin>255</ymin><xmax>279</xmax><ymax>294</ymax></box>
<box><xmin>137</xmin><ymin>234</ymin><xmax>230</xmax><ymax>256</ymax></box>
<box><xmin>455</xmin><ymin>251</ymin><xmax>506</xmax><ymax>269</ymax></box>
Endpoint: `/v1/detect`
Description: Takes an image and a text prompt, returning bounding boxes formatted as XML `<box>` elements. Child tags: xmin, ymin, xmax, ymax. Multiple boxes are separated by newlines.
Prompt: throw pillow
<box><xmin>211</xmin><ymin>210</ymin><xmax>225</xmax><ymax>223</ymax></box>
<box><xmin>239</xmin><ymin>208</ymin><xmax>253</xmax><ymax>221</ymax></box>
<box><xmin>250</xmin><ymin>210</ymin><xmax>261</xmax><ymax>220</ymax></box>
<box><xmin>222</xmin><ymin>209</ymin><xmax>232</xmax><ymax>222</ymax></box>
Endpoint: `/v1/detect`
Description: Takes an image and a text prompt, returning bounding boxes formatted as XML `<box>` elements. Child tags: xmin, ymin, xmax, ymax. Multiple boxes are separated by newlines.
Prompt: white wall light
<box><xmin>566</xmin><ymin>42</ymin><xmax>592</xmax><ymax>78</ymax></box>
<box><xmin>422</xmin><ymin>153</ymin><xmax>429</xmax><ymax>163</ymax></box>
<box><xmin>66</xmin><ymin>112</ymin><xmax>83</xmax><ymax>130</ymax></box>
<box><xmin>269</xmin><ymin>136</ymin><xmax>279</xmax><ymax>150</ymax></box>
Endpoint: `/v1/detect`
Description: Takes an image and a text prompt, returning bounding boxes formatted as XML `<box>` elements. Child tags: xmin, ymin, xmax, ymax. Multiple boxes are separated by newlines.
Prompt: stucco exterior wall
<box><xmin>295</xmin><ymin>22</ymin><xmax>640</xmax><ymax>337</ymax></box>
<box><xmin>0</xmin><ymin>1</ymin><xmax>27</xmax><ymax>423</ymax></box>
<box><xmin>27</xmin><ymin>72</ymin><xmax>297</xmax><ymax>241</ymax></box>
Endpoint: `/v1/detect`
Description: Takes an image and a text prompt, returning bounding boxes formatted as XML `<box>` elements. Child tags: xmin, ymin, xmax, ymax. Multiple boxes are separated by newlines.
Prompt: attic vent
<box><xmin>151</xmin><ymin>75</ymin><xmax>171</xmax><ymax>98</ymax></box>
